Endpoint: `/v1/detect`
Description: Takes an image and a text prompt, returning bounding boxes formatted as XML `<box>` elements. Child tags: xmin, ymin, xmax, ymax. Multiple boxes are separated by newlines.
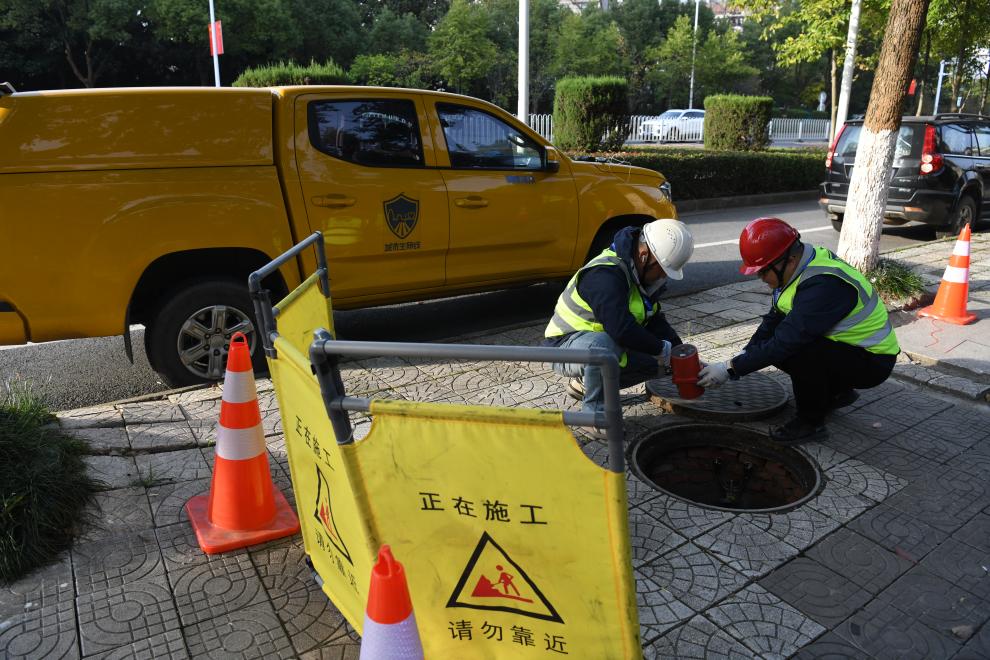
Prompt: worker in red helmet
<box><xmin>697</xmin><ymin>217</ymin><xmax>899</xmax><ymax>444</ymax></box>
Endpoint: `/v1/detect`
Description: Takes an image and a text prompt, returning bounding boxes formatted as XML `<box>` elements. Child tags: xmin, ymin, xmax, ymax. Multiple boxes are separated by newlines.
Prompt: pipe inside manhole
<box><xmin>630</xmin><ymin>424</ymin><xmax>822</xmax><ymax>513</ymax></box>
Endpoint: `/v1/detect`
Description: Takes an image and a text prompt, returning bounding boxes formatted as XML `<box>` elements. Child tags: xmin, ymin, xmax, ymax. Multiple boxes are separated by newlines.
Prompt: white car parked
<box><xmin>639</xmin><ymin>109</ymin><xmax>706</xmax><ymax>143</ymax></box>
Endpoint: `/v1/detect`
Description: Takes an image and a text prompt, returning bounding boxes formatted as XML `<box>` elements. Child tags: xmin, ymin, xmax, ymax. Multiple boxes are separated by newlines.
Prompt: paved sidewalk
<box><xmin>2</xmin><ymin>233</ymin><xmax>988</xmax><ymax>659</ymax></box>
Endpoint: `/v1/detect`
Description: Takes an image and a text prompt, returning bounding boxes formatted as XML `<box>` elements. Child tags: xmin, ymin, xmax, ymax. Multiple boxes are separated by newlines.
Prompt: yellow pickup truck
<box><xmin>0</xmin><ymin>85</ymin><xmax>676</xmax><ymax>386</ymax></box>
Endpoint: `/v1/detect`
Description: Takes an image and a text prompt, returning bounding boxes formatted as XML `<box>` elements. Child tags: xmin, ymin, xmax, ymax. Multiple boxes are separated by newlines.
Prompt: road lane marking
<box><xmin>694</xmin><ymin>225</ymin><xmax>833</xmax><ymax>249</ymax></box>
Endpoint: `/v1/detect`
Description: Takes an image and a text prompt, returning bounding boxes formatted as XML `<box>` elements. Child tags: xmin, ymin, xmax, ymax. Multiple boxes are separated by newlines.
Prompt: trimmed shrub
<box><xmin>703</xmin><ymin>95</ymin><xmax>773</xmax><ymax>151</ymax></box>
<box><xmin>233</xmin><ymin>59</ymin><xmax>349</xmax><ymax>87</ymax></box>
<box><xmin>576</xmin><ymin>147</ymin><xmax>825</xmax><ymax>200</ymax></box>
<box><xmin>553</xmin><ymin>77</ymin><xmax>630</xmax><ymax>152</ymax></box>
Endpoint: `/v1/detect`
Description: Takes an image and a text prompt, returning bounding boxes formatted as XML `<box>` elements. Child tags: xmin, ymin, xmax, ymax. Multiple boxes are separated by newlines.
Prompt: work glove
<box><xmin>657</xmin><ymin>340</ymin><xmax>672</xmax><ymax>370</ymax></box>
<box><xmin>697</xmin><ymin>361</ymin><xmax>730</xmax><ymax>389</ymax></box>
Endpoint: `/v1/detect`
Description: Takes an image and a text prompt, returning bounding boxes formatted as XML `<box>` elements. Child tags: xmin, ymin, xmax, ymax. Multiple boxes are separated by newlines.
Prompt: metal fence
<box><xmin>526</xmin><ymin>114</ymin><xmax>831</xmax><ymax>145</ymax></box>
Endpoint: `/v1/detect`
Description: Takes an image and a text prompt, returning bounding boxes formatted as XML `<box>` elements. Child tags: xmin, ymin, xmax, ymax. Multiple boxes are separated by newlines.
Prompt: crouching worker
<box><xmin>543</xmin><ymin>219</ymin><xmax>694</xmax><ymax>433</ymax></box>
<box><xmin>698</xmin><ymin>217</ymin><xmax>899</xmax><ymax>444</ymax></box>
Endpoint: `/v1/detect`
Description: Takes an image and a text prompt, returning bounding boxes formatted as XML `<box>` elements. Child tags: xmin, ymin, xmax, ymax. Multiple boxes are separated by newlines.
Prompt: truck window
<box><xmin>835</xmin><ymin>124</ymin><xmax>921</xmax><ymax>162</ymax></box>
<box><xmin>940</xmin><ymin>124</ymin><xmax>974</xmax><ymax>155</ymax></box>
<box><xmin>308</xmin><ymin>99</ymin><xmax>424</xmax><ymax>167</ymax></box>
<box><xmin>436</xmin><ymin>104</ymin><xmax>542</xmax><ymax>170</ymax></box>
<box><xmin>972</xmin><ymin>123</ymin><xmax>990</xmax><ymax>157</ymax></box>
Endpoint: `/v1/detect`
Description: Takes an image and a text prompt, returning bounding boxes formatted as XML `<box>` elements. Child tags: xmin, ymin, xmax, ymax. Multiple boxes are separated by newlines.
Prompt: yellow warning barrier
<box><xmin>254</xmin><ymin>233</ymin><xmax>641</xmax><ymax>658</ymax></box>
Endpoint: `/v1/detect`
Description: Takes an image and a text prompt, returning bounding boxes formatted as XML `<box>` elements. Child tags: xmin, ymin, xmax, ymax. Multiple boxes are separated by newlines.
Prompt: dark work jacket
<box><xmin>543</xmin><ymin>226</ymin><xmax>681</xmax><ymax>355</ymax></box>
<box><xmin>733</xmin><ymin>272</ymin><xmax>859</xmax><ymax>376</ymax></box>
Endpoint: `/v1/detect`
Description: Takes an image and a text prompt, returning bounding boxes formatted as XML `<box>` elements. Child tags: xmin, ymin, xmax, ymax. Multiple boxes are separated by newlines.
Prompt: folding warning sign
<box><xmin>353</xmin><ymin>400</ymin><xmax>639</xmax><ymax>658</ymax></box>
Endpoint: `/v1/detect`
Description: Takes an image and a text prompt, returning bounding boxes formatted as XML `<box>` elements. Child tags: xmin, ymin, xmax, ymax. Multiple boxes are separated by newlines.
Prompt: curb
<box><xmin>676</xmin><ymin>190</ymin><xmax>819</xmax><ymax>214</ymax></box>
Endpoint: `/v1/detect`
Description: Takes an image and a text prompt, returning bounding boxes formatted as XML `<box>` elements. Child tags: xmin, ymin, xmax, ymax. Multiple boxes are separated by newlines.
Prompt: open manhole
<box><xmin>630</xmin><ymin>423</ymin><xmax>822</xmax><ymax>513</ymax></box>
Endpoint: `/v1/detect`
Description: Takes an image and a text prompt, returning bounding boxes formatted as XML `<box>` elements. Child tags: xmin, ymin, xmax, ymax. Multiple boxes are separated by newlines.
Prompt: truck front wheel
<box><xmin>145</xmin><ymin>279</ymin><xmax>265</xmax><ymax>387</ymax></box>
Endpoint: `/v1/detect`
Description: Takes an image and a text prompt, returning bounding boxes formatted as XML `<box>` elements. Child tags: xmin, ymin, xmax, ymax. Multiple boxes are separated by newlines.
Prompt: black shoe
<box><xmin>566</xmin><ymin>377</ymin><xmax>585</xmax><ymax>401</ymax></box>
<box><xmin>828</xmin><ymin>389</ymin><xmax>859</xmax><ymax>411</ymax></box>
<box><xmin>769</xmin><ymin>417</ymin><xmax>829</xmax><ymax>445</ymax></box>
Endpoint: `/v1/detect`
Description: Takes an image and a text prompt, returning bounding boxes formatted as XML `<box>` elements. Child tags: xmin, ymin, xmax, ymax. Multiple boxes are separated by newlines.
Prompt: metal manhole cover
<box><xmin>646</xmin><ymin>371</ymin><xmax>788</xmax><ymax>421</ymax></box>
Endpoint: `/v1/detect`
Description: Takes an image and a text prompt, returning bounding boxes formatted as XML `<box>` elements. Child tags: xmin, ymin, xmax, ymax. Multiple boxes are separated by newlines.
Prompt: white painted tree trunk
<box><xmin>838</xmin><ymin>127</ymin><xmax>896</xmax><ymax>271</ymax></box>
<box><xmin>835</xmin><ymin>0</ymin><xmax>862</xmax><ymax>132</ymax></box>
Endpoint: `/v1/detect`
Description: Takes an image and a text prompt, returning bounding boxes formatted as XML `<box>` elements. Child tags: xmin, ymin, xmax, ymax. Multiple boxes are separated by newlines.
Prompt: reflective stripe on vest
<box><xmin>544</xmin><ymin>248</ymin><xmax>658</xmax><ymax>366</ymax></box>
<box><xmin>775</xmin><ymin>247</ymin><xmax>899</xmax><ymax>355</ymax></box>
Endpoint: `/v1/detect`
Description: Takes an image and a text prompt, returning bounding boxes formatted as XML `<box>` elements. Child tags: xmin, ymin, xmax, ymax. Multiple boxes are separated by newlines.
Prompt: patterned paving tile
<box><xmin>805</xmin><ymin>528</ymin><xmax>913</xmax><ymax>595</ymax></box>
<box><xmin>182</xmin><ymin>601</ymin><xmax>295</xmax><ymax>658</ymax></box>
<box><xmin>57</xmin><ymin>405</ymin><xmax>124</xmax><ymax>429</ymax></box>
<box><xmin>87</xmin><ymin>629</ymin><xmax>189</xmax><ymax>659</ymax></box>
<box><xmin>72</xmin><ymin>529</ymin><xmax>166</xmax><ymax>596</ymax></box>
<box><xmin>740</xmin><ymin>506</ymin><xmax>840</xmax><ymax>551</ymax></box>
<box><xmin>946</xmin><ymin>444</ymin><xmax>990</xmax><ymax>481</ymax></box>
<box><xmin>799</xmin><ymin>442</ymin><xmax>851</xmax><ymax>471</ymax></box>
<box><xmin>886</xmin><ymin>467</ymin><xmax>989</xmax><ymax>534</ymax></box>
<box><xmin>955</xmin><ymin>619</ymin><xmax>990</xmax><ymax>659</ymax></box>
<box><xmin>694</xmin><ymin>517</ymin><xmax>801</xmax><ymax>578</ymax></box>
<box><xmin>704</xmin><ymin>583</ymin><xmax>826</xmax><ymax>658</ymax></box>
<box><xmin>67</xmin><ymin>427</ymin><xmax>130</xmax><ymax>454</ymax></box>
<box><xmin>77</xmin><ymin>579</ymin><xmax>180</xmax><ymax>655</ymax></box>
<box><xmin>849</xmin><ymin>502</ymin><xmax>948</xmax><ymax>562</ymax></box>
<box><xmin>824</xmin><ymin>458</ymin><xmax>906</xmax><ymax>503</ymax></box>
<box><xmin>625</xmin><ymin>473</ymin><xmax>664</xmax><ymax>509</ymax></box>
<box><xmin>155</xmin><ymin>522</ymin><xmax>249</xmax><ymax>572</ymax></box>
<box><xmin>911</xmin><ymin>404</ymin><xmax>990</xmax><ymax>449</ymax></box>
<box><xmin>807</xmin><ymin>479</ymin><xmax>874</xmax><ymax>525</ymax></box>
<box><xmin>832</xmin><ymin>409</ymin><xmax>908</xmax><ymax>442</ymax></box>
<box><xmin>954</xmin><ymin>511</ymin><xmax>990</xmax><ymax>553</ymax></box>
<box><xmin>119</xmin><ymin>402</ymin><xmax>186</xmax><ymax>424</ymax></box>
<box><xmin>388</xmin><ymin>378</ymin><xmax>461</xmax><ymax>403</ymax></box>
<box><xmin>635</xmin><ymin>563</ymin><xmax>695</xmax><ymax>642</ymax></box>
<box><xmin>647</xmin><ymin>542</ymin><xmax>748</xmax><ymax>612</ymax></box>
<box><xmin>858</xmin><ymin>443</ymin><xmax>941</xmax><ymax>482</ymax></box>
<box><xmin>790</xmin><ymin>631</ymin><xmax>871</xmax><ymax>659</ymax></box>
<box><xmin>251</xmin><ymin>541</ymin><xmax>349</xmax><ymax>655</ymax></box>
<box><xmin>178</xmin><ymin>397</ymin><xmax>221</xmax><ymax>422</ymax></box>
<box><xmin>822</xmin><ymin>425</ymin><xmax>884</xmax><ymax>458</ymax></box>
<box><xmin>127</xmin><ymin>422</ymin><xmax>198</xmax><ymax>452</ymax></box>
<box><xmin>876</xmin><ymin>566</ymin><xmax>989</xmax><ymax>640</ymax></box>
<box><xmin>839</xmin><ymin>601</ymin><xmax>961</xmax><ymax>660</ymax></box>
<box><xmin>0</xmin><ymin>556</ymin><xmax>74</xmax><ymax>617</ymax></box>
<box><xmin>135</xmin><ymin>448</ymin><xmax>211</xmax><ymax>484</ymax></box>
<box><xmin>890</xmin><ymin>428</ymin><xmax>969</xmax><ymax>463</ymax></box>
<box><xmin>644</xmin><ymin>615</ymin><xmax>753</xmax><ymax>659</ymax></box>
<box><xmin>859</xmin><ymin>390</ymin><xmax>952</xmax><ymax>427</ymax></box>
<box><xmin>920</xmin><ymin>537</ymin><xmax>990</xmax><ymax>600</ymax></box>
<box><xmin>146</xmin><ymin>478</ymin><xmax>210</xmax><ymax>527</ymax></box>
<box><xmin>759</xmin><ymin>557</ymin><xmax>872</xmax><ymax>628</ymax></box>
<box><xmin>636</xmin><ymin>495</ymin><xmax>734</xmax><ymax>541</ymax></box>
<box><xmin>0</xmin><ymin>600</ymin><xmax>79</xmax><ymax>659</ymax></box>
<box><xmin>628</xmin><ymin>508</ymin><xmax>689</xmax><ymax>568</ymax></box>
<box><xmin>299</xmin><ymin>643</ymin><xmax>361</xmax><ymax>660</ymax></box>
<box><xmin>167</xmin><ymin>552</ymin><xmax>267</xmax><ymax>626</ymax></box>
<box><xmin>185</xmin><ymin>419</ymin><xmax>219</xmax><ymax>447</ymax></box>
<box><xmin>84</xmin><ymin>456</ymin><xmax>140</xmax><ymax>490</ymax></box>
<box><xmin>80</xmin><ymin>487</ymin><xmax>154</xmax><ymax>542</ymax></box>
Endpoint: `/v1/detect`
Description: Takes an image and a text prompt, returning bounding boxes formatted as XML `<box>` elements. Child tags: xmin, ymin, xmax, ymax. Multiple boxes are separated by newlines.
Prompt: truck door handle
<box><xmin>454</xmin><ymin>196</ymin><xmax>489</xmax><ymax>209</ymax></box>
<box><xmin>312</xmin><ymin>194</ymin><xmax>355</xmax><ymax>208</ymax></box>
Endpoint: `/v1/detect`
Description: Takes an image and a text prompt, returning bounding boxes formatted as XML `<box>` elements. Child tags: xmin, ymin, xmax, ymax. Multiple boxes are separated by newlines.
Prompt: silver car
<box><xmin>639</xmin><ymin>109</ymin><xmax>706</xmax><ymax>143</ymax></box>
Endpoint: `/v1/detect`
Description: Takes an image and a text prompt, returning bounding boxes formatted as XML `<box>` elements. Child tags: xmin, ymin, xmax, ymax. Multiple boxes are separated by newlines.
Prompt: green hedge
<box><xmin>579</xmin><ymin>148</ymin><xmax>825</xmax><ymax>200</ymax></box>
<box><xmin>553</xmin><ymin>77</ymin><xmax>630</xmax><ymax>152</ymax></box>
<box><xmin>704</xmin><ymin>95</ymin><xmax>773</xmax><ymax>151</ymax></box>
<box><xmin>233</xmin><ymin>59</ymin><xmax>349</xmax><ymax>87</ymax></box>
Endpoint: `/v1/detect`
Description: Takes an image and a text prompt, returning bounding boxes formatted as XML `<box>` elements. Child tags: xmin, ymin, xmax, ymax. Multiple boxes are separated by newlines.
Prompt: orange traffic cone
<box><xmin>186</xmin><ymin>332</ymin><xmax>299</xmax><ymax>554</ymax></box>
<box><xmin>917</xmin><ymin>223</ymin><xmax>977</xmax><ymax>325</ymax></box>
<box><xmin>359</xmin><ymin>545</ymin><xmax>424</xmax><ymax>660</ymax></box>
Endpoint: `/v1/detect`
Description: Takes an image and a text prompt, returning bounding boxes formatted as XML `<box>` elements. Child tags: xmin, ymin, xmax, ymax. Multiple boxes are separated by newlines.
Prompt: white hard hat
<box><xmin>642</xmin><ymin>218</ymin><xmax>694</xmax><ymax>280</ymax></box>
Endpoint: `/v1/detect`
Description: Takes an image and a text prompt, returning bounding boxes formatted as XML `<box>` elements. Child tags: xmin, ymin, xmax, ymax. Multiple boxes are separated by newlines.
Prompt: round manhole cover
<box><xmin>630</xmin><ymin>423</ymin><xmax>822</xmax><ymax>513</ymax></box>
<box><xmin>646</xmin><ymin>371</ymin><xmax>788</xmax><ymax>421</ymax></box>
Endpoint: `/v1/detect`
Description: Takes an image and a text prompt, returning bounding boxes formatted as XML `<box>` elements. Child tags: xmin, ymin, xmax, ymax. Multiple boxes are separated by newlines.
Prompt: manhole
<box><xmin>646</xmin><ymin>371</ymin><xmax>788</xmax><ymax>421</ymax></box>
<box><xmin>629</xmin><ymin>423</ymin><xmax>822</xmax><ymax>513</ymax></box>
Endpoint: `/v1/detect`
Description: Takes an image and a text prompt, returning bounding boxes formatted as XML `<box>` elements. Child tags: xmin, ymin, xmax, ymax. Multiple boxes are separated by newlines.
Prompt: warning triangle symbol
<box><xmin>312</xmin><ymin>465</ymin><xmax>351</xmax><ymax>565</ymax></box>
<box><xmin>446</xmin><ymin>531</ymin><xmax>562</xmax><ymax>623</ymax></box>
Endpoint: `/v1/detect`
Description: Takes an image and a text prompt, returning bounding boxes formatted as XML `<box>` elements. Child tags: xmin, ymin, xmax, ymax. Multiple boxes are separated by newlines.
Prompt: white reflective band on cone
<box><xmin>952</xmin><ymin>241</ymin><xmax>971</xmax><ymax>257</ymax></box>
<box><xmin>222</xmin><ymin>370</ymin><xmax>258</xmax><ymax>404</ymax></box>
<box><xmin>216</xmin><ymin>424</ymin><xmax>267</xmax><ymax>460</ymax></box>
<box><xmin>942</xmin><ymin>265</ymin><xmax>970</xmax><ymax>284</ymax></box>
<box><xmin>359</xmin><ymin>614</ymin><xmax>424</xmax><ymax>660</ymax></box>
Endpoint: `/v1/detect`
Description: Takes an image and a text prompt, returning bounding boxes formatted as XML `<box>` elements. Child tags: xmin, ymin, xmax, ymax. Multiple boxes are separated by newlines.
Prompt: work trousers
<box><xmin>773</xmin><ymin>336</ymin><xmax>896</xmax><ymax>425</ymax></box>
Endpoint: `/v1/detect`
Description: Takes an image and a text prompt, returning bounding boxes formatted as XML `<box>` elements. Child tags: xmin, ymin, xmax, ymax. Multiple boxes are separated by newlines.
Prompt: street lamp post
<box><xmin>518</xmin><ymin>0</ymin><xmax>529</xmax><ymax>123</ymax></box>
<box><xmin>688</xmin><ymin>0</ymin><xmax>700</xmax><ymax>109</ymax></box>
<box><xmin>208</xmin><ymin>0</ymin><xmax>221</xmax><ymax>87</ymax></box>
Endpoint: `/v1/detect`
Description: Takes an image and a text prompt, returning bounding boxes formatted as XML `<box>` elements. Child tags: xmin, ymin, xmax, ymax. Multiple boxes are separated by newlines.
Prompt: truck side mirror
<box><xmin>544</xmin><ymin>147</ymin><xmax>560</xmax><ymax>173</ymax></box>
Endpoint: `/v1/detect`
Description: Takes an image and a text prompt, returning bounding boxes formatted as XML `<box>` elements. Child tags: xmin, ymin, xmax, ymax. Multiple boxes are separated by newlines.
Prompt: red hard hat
<box><xmin>738</xmin><ymin>217</ymin><xmax>800</xmax><ymax>275</ymax></box>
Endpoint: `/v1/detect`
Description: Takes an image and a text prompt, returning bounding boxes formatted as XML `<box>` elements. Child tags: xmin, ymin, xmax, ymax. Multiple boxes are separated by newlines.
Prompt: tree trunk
<box><xmin>981</xmin><ymin>58</ymin><xmax>990</xmax><ymax>113</ymax></box>
<box><xmin>835</xmin><ymin>0</ymin><xmax>863</xmax><ymax>130</ymax></box>
<box><xmin>830</xmin><ymin>50</ymin><xmax>838</xmax><ymax>140</ymax></box>
<box><xmin>838</xmin><ymin>0</ymin><xmax>930</xmax><ymax>273</ymax></box>
<box><xmin>915</xmin><ymin>30</ymin><xmax>930</xmax><ymax>115</ymax></box>
<box><xmin>950</xmin><ymin>0</ymin><xmax>970</xmax><ymax>111</ymax></box>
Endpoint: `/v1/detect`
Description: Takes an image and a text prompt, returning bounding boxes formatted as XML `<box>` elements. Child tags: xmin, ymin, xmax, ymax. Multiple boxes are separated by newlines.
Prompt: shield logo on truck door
<box><xmin>383</xmin><ymin>194</ymin><xmax>419</xmax><ymax>239</ymax></box>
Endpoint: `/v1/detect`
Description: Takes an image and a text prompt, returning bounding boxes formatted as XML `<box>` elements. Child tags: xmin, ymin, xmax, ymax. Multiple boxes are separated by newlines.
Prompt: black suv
<box><xmin>820</xmin><ymin>113</ymin><xmax>990</xmax><ymax>238</ymax></box>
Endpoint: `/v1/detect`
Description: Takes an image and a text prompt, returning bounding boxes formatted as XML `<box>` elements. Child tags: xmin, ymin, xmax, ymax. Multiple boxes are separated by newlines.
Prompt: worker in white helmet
<box><xmin>544</xmin><ymin>219</ymin><xmax>694</xmax><ymax>433</ymax></box>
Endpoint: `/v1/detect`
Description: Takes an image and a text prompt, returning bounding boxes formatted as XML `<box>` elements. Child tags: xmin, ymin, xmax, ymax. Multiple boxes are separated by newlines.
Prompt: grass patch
<box><xmin>866</xmin><ymin>259</ymin><xmax>926</xmax><ymax>303</ymax></box>
<box><xmin>0</xmin><ymin>381</ymin><xmax>101</xmax><ymax>583</ymax></box>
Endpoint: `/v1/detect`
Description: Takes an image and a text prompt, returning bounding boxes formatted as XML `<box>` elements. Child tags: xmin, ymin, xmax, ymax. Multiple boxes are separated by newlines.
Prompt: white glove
<box><xmin>697</xmin><ymin>361</ymin><xmax>730</xmax><ymax>389</ymax></box>
<box><xmin>657</xmin><ymin>340</ymin><xmax>672</xmax><ymax>369</ymax></box>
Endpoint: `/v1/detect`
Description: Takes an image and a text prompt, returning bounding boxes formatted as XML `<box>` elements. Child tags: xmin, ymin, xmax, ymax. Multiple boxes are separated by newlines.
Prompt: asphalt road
<box><xmin>0</xmin><ymin>199</ymin><xmax>949</xmax><ymax>411</ymax></box>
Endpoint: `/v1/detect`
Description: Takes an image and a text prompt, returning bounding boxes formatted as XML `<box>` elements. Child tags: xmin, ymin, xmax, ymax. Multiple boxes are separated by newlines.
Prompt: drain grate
<box><xmin>630</xmin><ymin>423</ymin><xmax>821</xmax><ymax>513</ymax></box>
<box><xmin>646</xmin><ymin>371</ymin><xmax>788</xmax><ymax>421</ymax></box>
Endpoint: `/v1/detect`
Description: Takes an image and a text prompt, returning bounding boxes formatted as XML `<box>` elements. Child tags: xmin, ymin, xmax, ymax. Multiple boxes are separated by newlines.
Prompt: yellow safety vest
<box><xmin>775</xmin><ymin>246</ymin><xmax>899</xmax><ymax>355</ymax></box>
<box><xmin>544</xmin><ymin>248</ymin><xmax>658</xmax><ymax>366</ymax></box>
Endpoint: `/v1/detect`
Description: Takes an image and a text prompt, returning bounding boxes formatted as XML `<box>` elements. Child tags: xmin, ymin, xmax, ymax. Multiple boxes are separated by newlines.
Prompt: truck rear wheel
<box><xmin>145</xmin><ymin>279</ymin><xmax>265</xmax><ymax>387</ymax></box>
